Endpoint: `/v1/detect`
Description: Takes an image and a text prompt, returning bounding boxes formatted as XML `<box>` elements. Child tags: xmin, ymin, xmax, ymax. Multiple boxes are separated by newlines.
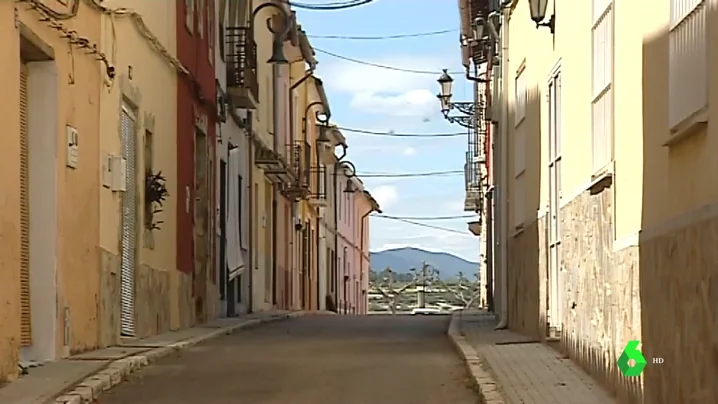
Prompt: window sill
<box><xmin>588</xmin><ymin>161</ymin><xmax>614</xmax><ymax>195</ymax></box>
<box><xmin>663</xmin><ymin>108</ymin><xmax>708</xmax><ymax>148</ymax></box>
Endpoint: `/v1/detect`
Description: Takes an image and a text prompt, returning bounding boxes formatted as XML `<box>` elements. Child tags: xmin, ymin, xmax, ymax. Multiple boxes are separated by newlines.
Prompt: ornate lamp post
<box><xmin>437</xmin><ymin>69</ymin><xmax>477</xmax><ymax>129</ymax></box>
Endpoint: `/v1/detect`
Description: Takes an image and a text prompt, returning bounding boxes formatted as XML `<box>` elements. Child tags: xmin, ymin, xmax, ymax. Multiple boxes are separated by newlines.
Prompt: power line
<box><xmin>375</xmin><ymin>214</ymin><xmax>476</xmax><ymax>221</ymax></box>
<box><xmin>357</xmin><ymin>170</ymin><xmax>462</xmax><ymax>178</ymax></box>
<box><xmin>314</xmin><ymin>48</ymin><xmax>463</xmax><ymax>75</ymax></box>
<box><xmin>286</xmin><ymin>0</ymin><xmax>376</xmax><ymax>10</ymax></box>
<box><xmin>338</xmin><ymin>126</ymin><xmax>466</xmax><ymax>138</ymax></box>
<box><xmin>307</xmin><ymin>29</ymin><xmax>456</xmax><ymax>40</ymax></box>
<box><xmin>372</xmin><ymin>216</ymin><xmax>472</xmax><ymax>236</ymax></box>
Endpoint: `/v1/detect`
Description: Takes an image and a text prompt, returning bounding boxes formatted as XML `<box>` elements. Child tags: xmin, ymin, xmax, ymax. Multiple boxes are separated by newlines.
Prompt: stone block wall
<box><xmin>559</xmin><ymin>187</ymin><xmax>642</xmax><ymax>403</ymax></box>
<box><xmin>98</xmin><ymin>248</ymin><xmax>193</xmax><ymax>345</ymax></box>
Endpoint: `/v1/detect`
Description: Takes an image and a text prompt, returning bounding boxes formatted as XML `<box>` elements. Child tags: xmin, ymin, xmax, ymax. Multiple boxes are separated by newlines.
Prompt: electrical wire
<box><xmin>308</xmin><ymin>29</ymin><xmax>456</xmax><ymax>40</ymax></box>
<box><xmin>375</xmin><ymin>214</ymin><xmax>476</xmax><ymax>221</ymax></box>
<box><xmin>357</xmin><ymin>170</ymin><xmax>462</xmax><ymax>178</ymax></box>
<box><xmin>372</xmin><ymin>216</ymin><xmax>472</xmax><ymax>236</ymax></box>
<box><xmin>338</xmin><ymin>126</ymin><xmax>466</xmax><ymax>138</ymax></box>
<box><xmin>285</xmin><ymin>0</ymin><xmax>376</xmax><ymax>10</ymax></box>
<box><xmin>314</xmin><ymin>48</ymin><xmax>463</xmax><ymax>75</ymax></box>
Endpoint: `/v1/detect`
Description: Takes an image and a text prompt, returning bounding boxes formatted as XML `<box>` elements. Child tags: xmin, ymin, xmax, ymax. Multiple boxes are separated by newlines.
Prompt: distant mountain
<box><xmin>369</xmin><ymin>247</ymin><xmax>479</xmax><ymax>280</ymax></box>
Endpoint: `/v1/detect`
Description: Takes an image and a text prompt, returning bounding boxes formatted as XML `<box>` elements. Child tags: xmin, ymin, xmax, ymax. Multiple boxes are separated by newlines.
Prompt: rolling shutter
<box><xmin>120</xmin><ymin>108</ymin><xmax>137</xmax><ymax>336</ymax></box>
<box><xmin>19</xmin><ymin>63</ymin><xmax>32</xmax><ymax>346</ymax></box>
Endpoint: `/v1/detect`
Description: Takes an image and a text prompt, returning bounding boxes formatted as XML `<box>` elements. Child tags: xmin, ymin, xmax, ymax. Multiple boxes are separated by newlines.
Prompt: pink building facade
<box><xmin>336</xmin><ymin>173</ymin><xmax>379</xmax><ymax>315</ymax></box>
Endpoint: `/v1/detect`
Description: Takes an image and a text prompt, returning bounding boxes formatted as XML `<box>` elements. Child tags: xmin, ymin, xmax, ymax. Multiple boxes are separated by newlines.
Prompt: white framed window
<box><xmin>185</xmin><ymin>0</ymin><xmax>194</xmax><ymax>33</ymax></box>
<box><xmin>513</xmin><ymin>173</ymin><xmax>525</xmax><ymax>228</ymax></box>
<box><xmin>669</xmin><ymin>0</ymin><xmax>708</xmax><ymax>129</ymax></box>
<box><xmin>514</xmin><ymin>66</ymin><xmax>527</xmax><ymax>126</ymax></box>
<box><xmin>591</xmin><ymin>0</ymin><xmax>613</xmax><ymax>172</ymax></box>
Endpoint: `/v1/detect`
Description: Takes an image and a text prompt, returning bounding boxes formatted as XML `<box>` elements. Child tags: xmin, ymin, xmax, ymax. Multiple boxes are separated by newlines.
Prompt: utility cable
<box><xmin>357</xmin><ymin>170</ymin><xmax>462</xmax><ymax>178</ymax></box>
<box><xmin>308</xmin><ymin>29</ymin><xmax>456</xmax><ymax>40</ymax></box>
<box><xmin>374</xmin><ymin>214</ymin><xmax>476</xmax><ymax>221</ymax></box>
<box><xmin>285</xmin><ymin>0</ymin><xmax>376</xmax><ymax>10</ymax></box>
<box><xmin>338</xmin><ymin>126</ymin><xmax>466</xmax><ymax>138</ymax></box>
<box><xmin>372</xmin><ymin>216</ymin><xmax>472</xmax><ymax>236</ymax></box>
<box><xmin>314</xmin><ymin>48</ymin><xmax>463</xmax><ymax>75</ymax></box>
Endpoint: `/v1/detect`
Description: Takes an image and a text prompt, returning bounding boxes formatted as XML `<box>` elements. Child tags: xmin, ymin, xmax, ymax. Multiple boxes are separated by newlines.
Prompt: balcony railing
<box><xmin>226</xmin><ymin>26</ymin><xmax>259</xmax><ymax>109</ymax></box>
<box><xmin>282</xmin><ymin>142</ymin><xmax>312</xmax><ymax>199</ymax></box>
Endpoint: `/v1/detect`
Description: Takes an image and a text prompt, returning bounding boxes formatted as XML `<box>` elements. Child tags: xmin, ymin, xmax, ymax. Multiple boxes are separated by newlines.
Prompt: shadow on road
<box><xmin>99</xmin><ymin>315</ymin><xmax>480</xmax><ymax>404</ymax></box>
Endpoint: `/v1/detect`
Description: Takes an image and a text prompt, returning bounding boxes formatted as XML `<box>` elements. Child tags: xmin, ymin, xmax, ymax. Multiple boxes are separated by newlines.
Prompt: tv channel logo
<box><xmin>617</xmin><ymin>340</ymin><xmax>662</xmax><ymax>376</ymax></box>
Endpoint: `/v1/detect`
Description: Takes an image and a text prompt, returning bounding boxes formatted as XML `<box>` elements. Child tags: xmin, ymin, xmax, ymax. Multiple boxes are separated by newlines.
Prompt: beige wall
<box><xmin>0</xmin><ymin>1</ymin><xmax>103</xmax><ymax>380</ymax></box>
<box><xmin>505</xmin><ymin>0</ymin><xmax>718</xmax><ymax>402</ymax></box>
<box><xmin>98</xmin><ymin>0</ymin><xmax>178</xmax><ymax>274</ymax></box>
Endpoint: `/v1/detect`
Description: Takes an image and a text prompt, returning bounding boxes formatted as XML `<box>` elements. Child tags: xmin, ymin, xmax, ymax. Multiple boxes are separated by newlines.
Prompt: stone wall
<box><xmin>559</xmin><ymin>187</ymin><xmax>642</xmax><ymax>403</ymax></box>
<box><xmin>639</xmin><ymin>213</ymin><xmax>718</xmax><ymax>403</ymax></box>
<box><xmin>98</xmin><ymin>248</ymin><xmax>193</xmax><ymax>345</ymax></box>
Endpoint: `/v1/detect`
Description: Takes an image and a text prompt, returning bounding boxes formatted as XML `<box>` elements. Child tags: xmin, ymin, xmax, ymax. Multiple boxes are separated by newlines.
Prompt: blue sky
<box><xmin>296</xmin><ymin>0</ymin><xmax>479</xmax><ymax>261</ymax></box>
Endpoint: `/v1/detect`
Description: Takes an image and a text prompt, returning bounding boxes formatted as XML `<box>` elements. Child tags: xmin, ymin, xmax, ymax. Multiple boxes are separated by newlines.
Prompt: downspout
<box><xmin>288</xmin><ymin>67</ymin><xmax>315</xmax><ymax>308</ymax></box>
<box><xmin>495</xmin><ymin>4</ymin><xmax>511</xmax><ymax>330</ymax></box>
<box><xmin>333</xmin><ymin>144</ymin><xmax>347</xmax><ymax>312</ymax></box>
<box><xmin>271</xmin><ymin>64</ymin><xmax>279</xmax><ymax>306</ymax></box>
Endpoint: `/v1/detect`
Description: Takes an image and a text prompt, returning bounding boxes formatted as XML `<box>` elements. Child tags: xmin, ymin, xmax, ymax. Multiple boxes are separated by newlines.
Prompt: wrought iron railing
<box><xmin>225</xmin><ymin>26</ymin><xmax>259</xmax><ymax>102</ymax></box>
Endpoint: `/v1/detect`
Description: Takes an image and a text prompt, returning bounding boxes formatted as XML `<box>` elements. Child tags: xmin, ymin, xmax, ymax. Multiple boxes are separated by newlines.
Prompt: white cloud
<box><xmin>370</xmin><ymin>185</ymin><xmax>398</xmax><ymax>210</ymax></box>
<box><xmin>318</xmin><ymin>54</ymin><xmax>448</xmax><ymax>118</ymax></box>
<box><xmin>402</xmin><ymin>146</ymin><xmax>416</xmax><ymax>156</ymax></box>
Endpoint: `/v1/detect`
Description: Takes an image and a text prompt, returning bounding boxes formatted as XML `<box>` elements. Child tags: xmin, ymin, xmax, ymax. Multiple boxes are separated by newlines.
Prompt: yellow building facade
<box><xmin>0</xmin><ymin>0</ymin><xmax>103</xmax><ymax>381</ymax></box>
<box><xmin>497</xmin><ymin>0</ymin><xmax>718</xmax><ymax>402</ymax></box>
<box><xmin>95</xmin><ymin>0</ymin><xmax>185</xmax><ymax>342</ymax></box>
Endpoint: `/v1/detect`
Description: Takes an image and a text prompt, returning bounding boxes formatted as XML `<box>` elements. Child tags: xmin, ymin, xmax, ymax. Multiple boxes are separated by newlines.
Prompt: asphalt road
<box><xmin>98</xmin><ymin>314</ymin><xmax>480</xmax><ymax>404</ymax></box>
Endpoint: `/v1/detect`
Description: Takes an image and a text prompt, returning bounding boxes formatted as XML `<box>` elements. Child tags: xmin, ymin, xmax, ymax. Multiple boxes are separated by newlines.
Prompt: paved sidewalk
<box><xmin>449</xmin><ymin>311</ymin><xmax>615</xmax><ymax>404</ymax></box>
<box><xmin>0</xmin><ymin>310</ymin><xmax>314</xmax><ymax>404</ymax></box>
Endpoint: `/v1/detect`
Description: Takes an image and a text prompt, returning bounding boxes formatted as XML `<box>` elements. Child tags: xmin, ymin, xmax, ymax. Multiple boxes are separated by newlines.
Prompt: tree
<box><xmin>436</xmin><ymin>270</ymin><xmax>481</xmax><ymax>309</ymax></box>
<box><xmin>368</xmin><ymin>267</ymin><xmax>419</xmax><ymax>315</ymax></box>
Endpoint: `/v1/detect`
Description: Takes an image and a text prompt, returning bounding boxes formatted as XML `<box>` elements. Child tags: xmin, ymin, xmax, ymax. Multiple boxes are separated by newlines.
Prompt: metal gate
<box><xmin>19</xmin><ymin>63</ymin><xmax>32</xmax><ymax>346</ymax></box>
<box><xmin>120</xmin><ymin>107</ymin><xmax>137</xmax><ymax>336</ymax></box>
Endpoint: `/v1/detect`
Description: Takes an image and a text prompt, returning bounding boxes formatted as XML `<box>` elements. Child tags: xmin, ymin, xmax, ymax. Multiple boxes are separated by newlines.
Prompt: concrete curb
<box><xmin>447</xmin><ymin>311</ymin><xmax>507</xmax><ymax>404</ymax></box>
<box><xmin>52</xmin><ymin>311</ymin><xmax>309</xmax><ymax>404</ymax></box>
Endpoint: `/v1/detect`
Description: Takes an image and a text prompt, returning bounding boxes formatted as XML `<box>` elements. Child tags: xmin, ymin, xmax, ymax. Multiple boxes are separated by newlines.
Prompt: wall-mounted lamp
<box><xmin>529</xmin><ymin>0</ymin><xmax>555</xmax><ymax>34</ymax></box>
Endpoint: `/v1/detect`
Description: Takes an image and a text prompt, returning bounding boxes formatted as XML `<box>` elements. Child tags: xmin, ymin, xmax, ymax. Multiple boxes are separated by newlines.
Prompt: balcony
<box><xmin>282</xmin><ymin>142</ymin><xmax>311</xmax><ymax>199</ymax></box>
<box><xmin>464</xmin><ymin>151</ymin><xmax>483</xmax><ymax>212</ymax></box>
<box><xmin>255</xmin><ymin>142</ymin><xmax>289</xmax><ymax>184</ymax></box>
<box><xmin>226</xmin><ymin>26</ymin><xmax>259</xmax><ymax>110</ymax></box>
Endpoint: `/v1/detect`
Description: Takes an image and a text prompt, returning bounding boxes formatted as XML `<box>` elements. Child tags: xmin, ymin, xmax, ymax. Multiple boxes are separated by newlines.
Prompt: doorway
<box><xmin>119</xmin><ymin>105</ymin><xmax>137</xmax><ymax>337</ymax></box>
<box><xmin>547</xmin><ymin>67</ymin><xmax>563</xmax><ymax>338</ymax></box>
<box><xmin>193</xmin><ymin>130</ymin><xmax>209</xmax><ymax>323</ymax></box>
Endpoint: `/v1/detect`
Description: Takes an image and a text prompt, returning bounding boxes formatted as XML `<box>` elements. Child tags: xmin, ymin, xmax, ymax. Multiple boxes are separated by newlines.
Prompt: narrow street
<box><xmin>98</xmin><ymin>315</ymin><xmax>479</xmax><ymax>404</ymax></box>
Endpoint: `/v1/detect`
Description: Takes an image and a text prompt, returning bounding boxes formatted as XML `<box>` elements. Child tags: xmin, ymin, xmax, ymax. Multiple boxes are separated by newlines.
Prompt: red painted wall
<box><xmin>175</xmin><ymin>0</ymin><xmax>217</xmax><ymax>274</ymax></box>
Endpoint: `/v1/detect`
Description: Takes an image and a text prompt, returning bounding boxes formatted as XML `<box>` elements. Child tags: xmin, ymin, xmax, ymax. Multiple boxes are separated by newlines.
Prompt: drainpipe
<box><xmin>494</xmin><ymin>4</ymin><xmax>510</xmax><ymax>330</ymax></box>
<box><xmin>333</xmin><ymin>144</ymin><xmax>347</xmax><ymax>312</ymax></box>
<box><xmin>288</xmin><ymin>67</ymin><xmax>315</xmax><ymax>308</ymax></box>
<box><xmin>271</xmin><ymin>64</ymin><xmax>280</xmax><ymax>307</ymax></box>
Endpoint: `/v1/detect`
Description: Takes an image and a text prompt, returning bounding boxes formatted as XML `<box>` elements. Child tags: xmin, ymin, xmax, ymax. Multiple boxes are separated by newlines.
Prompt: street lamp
<box><xmin>437</xmin><ymin>69</ymin><xmax>476</xmax><ymax>129</ymax></box>
<box><xmin>528</xmin><ymin>0</ymin><xmax>555</xmax><ymax>34</ymax></box>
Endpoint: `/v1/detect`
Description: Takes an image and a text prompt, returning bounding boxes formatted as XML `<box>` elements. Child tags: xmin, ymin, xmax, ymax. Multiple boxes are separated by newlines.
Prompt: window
<box><xmin>591</xmin><ymin>0</ymin><xmax>613</xmax><ymax>172</ymax></box>
<box><xmin>514</xmin><ymin>66</ymin><xmax>526</xmax><ymax>126</ymax></box>
<box><xmin>197</xmin><ymin>0</ymin><xmax>204</xmax><ymax>39</ymax></box>
<box><xmin>669</xmin><ymin>0</ymin><xmax>708</xmax><ymax>129</ymax></box>
<box><xmin>548</xmin><ymin>69</ymin><xmax>563</xmax><ymax>333</ymax></box>
<box><xmin>514</xmin><ymin>127</ymin><xmax>525</xmax><ymax>177</ymax></box>
<box><xmin>143</xmin><ymin>130</ymin><xmax>154</xmax><ymax>230</ymax></box>
<box><xmin>185</xmin><ymin>0</ymin><xmax>194</xmax><ymax>33</ymax></box>
<box><xmin>207</xmin><ymin>0</ymin><xmax>213</xmax><ymax>64</ymax></box>
<box><xmin>219</xmin><ymin>23</ymin><xmax>225</xmax><ymax>61</ymax></box>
